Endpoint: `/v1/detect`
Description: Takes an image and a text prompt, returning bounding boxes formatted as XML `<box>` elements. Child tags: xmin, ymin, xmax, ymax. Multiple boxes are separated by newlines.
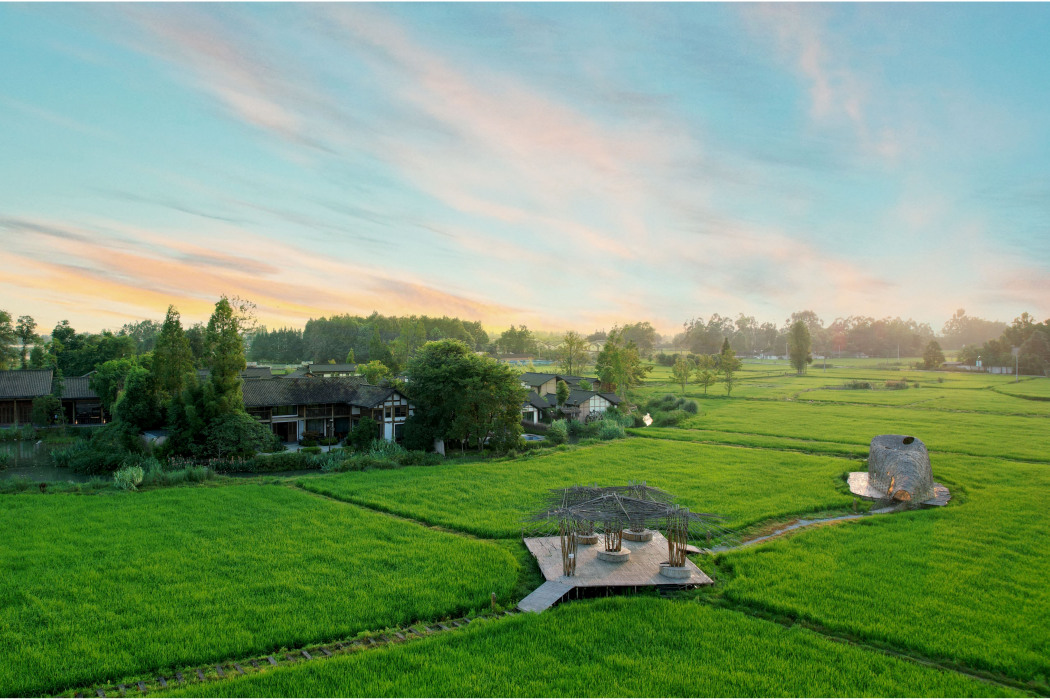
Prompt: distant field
<box><xmin>162</xmin><ymin>597</ymin><xmax>1017</xmax><ymax>698</ymax></box>
<box><xmin>0</xmin><ymin>486</ymin><xmax>517</xmax><ymax>696</ymax></box>
<box><xmin>995</xmin><ymin>377</ymin><xmax>1050</xmax><ymax>399</ymax></box>
<box><xmin>717</xmin><ymin>454</ymin><xmax>1050</xmax><ymax>687</ymax></box>
<box><xmin>680</xmin><ymin>398</ymin><xmax>1050</xmax><ymax>462</ymax></box>
<box><xmin>295</xmin><ymin>440</ymin><xmax>856</xmax><ymax>538</ymax></box>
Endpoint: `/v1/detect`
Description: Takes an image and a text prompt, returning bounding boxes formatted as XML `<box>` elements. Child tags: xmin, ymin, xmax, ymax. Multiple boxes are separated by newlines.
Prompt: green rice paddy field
<box><xmin>2</xmin><ymin>369</ymin><xmax>1048</xmax><ymax>697</ymax></box>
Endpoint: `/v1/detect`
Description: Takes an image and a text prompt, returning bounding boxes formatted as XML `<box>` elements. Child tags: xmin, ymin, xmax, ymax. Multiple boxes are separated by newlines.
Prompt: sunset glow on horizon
<box><xmin>2</xmin><ymin>3</ymin><xmax>1049</xmax><ymax>335</ymax></box>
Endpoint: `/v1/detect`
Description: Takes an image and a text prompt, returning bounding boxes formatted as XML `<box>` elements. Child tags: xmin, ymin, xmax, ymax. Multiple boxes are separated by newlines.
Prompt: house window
<box><xmin>395</xmin><ymin>405</ymin><xmax>408</xmax><ymax>419</ymax></box>
<box><xmin>273</xmin><ymin>405</ymin><xmax>296</xmax><ymax>417</ymax></box>
<box><xmin>306</xmin><ymin>419</ymin><xmax>325</xmax><ymax>434</ymax></box>
<box><xmin>394</xmin><ymin>422</ymin><xmax>405</xmax><ymax>441</ymax></box>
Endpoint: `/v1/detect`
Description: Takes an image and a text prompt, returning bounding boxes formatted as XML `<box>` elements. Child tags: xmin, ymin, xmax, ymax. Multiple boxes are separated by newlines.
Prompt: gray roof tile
<box><xmin>0</xmin><ymin>369</ymin><xmax>53</xmax><ymax>399</ymax></box>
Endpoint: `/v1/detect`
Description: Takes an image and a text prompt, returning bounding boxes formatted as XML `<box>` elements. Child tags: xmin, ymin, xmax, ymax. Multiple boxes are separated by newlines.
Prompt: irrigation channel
<box><xmin>707</xmin><ymin>507</ymin><xmax>902</xmax><ymax>553</ymax></box>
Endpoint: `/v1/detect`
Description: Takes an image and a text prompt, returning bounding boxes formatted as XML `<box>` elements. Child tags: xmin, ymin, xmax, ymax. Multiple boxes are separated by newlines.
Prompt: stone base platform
<box><xmin>848</xmin><ymin>472</ymin><xmax>952</xmax><ymax>506</ymax></box>
<box><xmin>623</xmin><ymin>529</ymin><xmax>654</xmax><ymax>542</ymax></box>
<box><xmin>597</xmin><ymin>548</ymin><xmax>631</xmax><ymax>563</ymax></box>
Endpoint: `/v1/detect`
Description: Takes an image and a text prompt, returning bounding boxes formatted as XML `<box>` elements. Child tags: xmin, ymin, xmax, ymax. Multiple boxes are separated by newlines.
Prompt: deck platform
<box><xmin>518</xmin><ymin>532</ymin><xmax>713</xmax><ymax>611</ymax></box>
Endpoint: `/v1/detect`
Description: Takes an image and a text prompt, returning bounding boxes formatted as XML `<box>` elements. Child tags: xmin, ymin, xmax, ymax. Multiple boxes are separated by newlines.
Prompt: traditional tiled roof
<box><xmin>197</xmin><ymin>367</ymin><xmax>274</xmax><ymax>381</ymax></box>
<box><xmin>61</xmin><ymin>376</ymin><xmax>99</xmax><ymax>400</ymax></box>
<box><xmin>600</xmin><ymin>392</ymin><xmax>622</xmax><ymax>404</ymax></box>
<box><xmin>240</xmin><ymin>376</ymin><xmax>403</xmax><ymax>409</ymax></box>
<box><xmin>518</xmin><ymin>372</ymin><xmax>558</xmax><ymax>386</ymax></box>
<box><xmin>282</xmin><ymin>368</ymin><xmax>308</xmax><ymax>378</ymax></box>
<box><xmin>350</xmin><ymin>384</ymin><xmax>397</xmax><ymax>408</ymax></box>
<box><xmin>242</xmin><ymin>377</ymin><xmax>365</xmax><ymax>407</ymax></box>
<box><xmin>559</xmin><ymin>375</ymin><xmax>600</xmax><ymax>389</ymax></box>
<box><xmin>307</xmin><ymin>363</ymin><xmax>357</xmax><ymax>374</ymax></box>
<box><xmin>519</xmin><ymin>373</ymin><xmax>599</xmax><ymax>390</ymax></box>
<box><xmin>545</xmin><ymin>389</ymin><xmax>621</xmax><ymax>407</ymax></box>
<box><xmin>0</xmin><ymin>369</ymin><xmax>53</xmax><ymax>399</ymax></box>
<box><xmin>526</xmin><ymin>391</ymin><xmax>551</xmax><ymax>410</ymax></box>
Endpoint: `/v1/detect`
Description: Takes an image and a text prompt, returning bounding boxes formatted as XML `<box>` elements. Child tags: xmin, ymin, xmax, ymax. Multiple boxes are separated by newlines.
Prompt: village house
<box><xmin>517</xmin><ymin>372</ymin><xmax>622</xmax><ymax>423</ymax></box>
<box><xmin>0</xmin><ymin>369</ymin><xmax>105</xmax><ymax>426</ymax></box>
<box><xmin>244</xmin><ymin>376</ymin><xmax>412</xmax><ymax>443</ymax></box>
<box><xmin>0</xmin><ymin>369</ymin><xmax>411</xmax><ymax>444</ymax></box>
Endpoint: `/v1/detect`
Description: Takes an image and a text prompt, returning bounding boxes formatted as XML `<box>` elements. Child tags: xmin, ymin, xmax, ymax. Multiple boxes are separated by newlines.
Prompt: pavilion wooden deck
<box><xmin>518</xmin><ymin>532</ymin><xmax>713</xmax><ymax>612</ymax></box>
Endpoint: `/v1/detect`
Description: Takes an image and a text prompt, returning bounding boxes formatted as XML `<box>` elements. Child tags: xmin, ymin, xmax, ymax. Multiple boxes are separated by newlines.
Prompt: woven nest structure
<box><xmin>848</xmin><ymin>435</ymin><xmax>951</xmax><ymax>507</ymax></box>
<box><xmin>526</xmin><ymin>483</ymin><xmax>728</xmax><ymax>576</ymax></box>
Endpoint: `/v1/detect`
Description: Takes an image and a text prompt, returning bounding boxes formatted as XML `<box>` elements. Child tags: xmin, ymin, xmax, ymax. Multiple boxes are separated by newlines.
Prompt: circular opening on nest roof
<box><xmin>902</xmin><ymin>436</ymin><xmax>915</xmax><ymax>445</ymax></box>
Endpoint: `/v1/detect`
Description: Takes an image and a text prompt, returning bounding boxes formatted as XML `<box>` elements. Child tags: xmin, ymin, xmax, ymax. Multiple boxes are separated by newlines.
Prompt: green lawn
<box><xmin>162</xmin><ymin>597</ymin><xmax>1018</xmax><ymax>698</ymax></box>
<box><xmin>295</xmin><ymin>439</ymin><xmax>856</xmax><ymax>538</ymax></box>
<box><xmin>0</xmin><ymin>485</ymin><xmax>517</xmax><ymax>696</ymax></box>
<box><xmin>716</xmin><ymin>455</ymin><xmax>1050</xmax><ymax>688</ymax></box>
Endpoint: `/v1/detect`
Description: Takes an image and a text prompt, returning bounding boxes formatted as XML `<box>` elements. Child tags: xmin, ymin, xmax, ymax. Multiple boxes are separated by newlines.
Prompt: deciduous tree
<box><xmin>0</xmin><ymin>310</ymin><xmax>21</xmax><ymax>369</ymax></box>
<box><xmin>359</xmin><ymin>360</ymin><xmax>391</xmax><ymax>385</ymax></box>
<box><xmin>671</xmin><ymin>355</ymin><xmax>692</xmax><ymax>392</ymax></box>
<box><xmin>16</xmin><ymin>315</ymin><xmax>38</xmax><ymax>369</ymax></box>
<box><xmin>923</xmin><ymin>340</ymin><xmax>946</xmax><ymax>370</ymax></box>
<box><xmin>558</xmin><ymin>331</ymin><xmax>588</xmax><ymax>377</ymax></box>
<box><xmin>407</xmin><ymin>340</ymin><xmax>526</xmax><ymax>453</ymax></box>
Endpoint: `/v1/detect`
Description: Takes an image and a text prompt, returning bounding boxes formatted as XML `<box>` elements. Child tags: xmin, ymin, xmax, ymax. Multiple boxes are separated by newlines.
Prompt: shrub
<box><xmin>547</xmin><ymin>420</ymin><xmax>568</xmax><ymax>445</ymax></box>
<box><xmin>653</xmin><ymin>409</ymin><xmax>689</xmax><ymax>427</ymax></box>
<box><xmin>0</xmin><ymin>452</ymin><xmax>9</xmax><ymax>470</ymax></box>
<box><xmin>299</xmin><ymin>438</ymin><xmax>319</xmax><ymax>447</ymax></box>
<box><xmin>652</xmin><ymin>394</ymin><xmax>680</xmax><ymax>411</ymax></box>
<box><xmin>113</xmin><ymin>464</ymin><xmax>145</xmax><ymax>491</ymax></box>
<box><xmin>301</xmin><ymin>446</ymin><xmax>322</xmax><ymax>455</ymax></box>
<box><xmin>681</xmin><ymin>400</ymin><xmax>699</xmax><ymax>414</ymax></box>
<box><xmin>368</xmin><ymin>438</ymin><xmax>407</xmax><ymax>460</ymax></box>
<box><xmin>885</xmin><ymin>380</ymin><xmax>909</xmax><ymax>390</ymax></box>
<box><xmin>347</xmin><ymin>417</ymin><xmax>379</xmax><ymax>452</ymax></box>
<box><xmin>844</xmin><ymin>380</ymin><xmax>873</xmax><ymax>390</ymax></box>
<box><xmin>603</xmin><ymin>407</ymin><xmax>635</xmax><ymax>428</ymax></box>
<box><xmin>597</xmin><ymin>421</ymin><xmax>626</xmax><ymax>441</ymax></box>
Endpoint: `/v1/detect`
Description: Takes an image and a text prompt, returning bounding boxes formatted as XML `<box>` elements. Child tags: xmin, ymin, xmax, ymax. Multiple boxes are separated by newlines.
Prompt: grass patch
<box><xmin>0</xmin><ymin>485</ymin><xmax>517</xmax><ymax>696</ymax></box>
<box><xmin>715</xmin><ymin>455</ymin><xmax>1050</xmax><ymax>688</ymax></box>
<box><xmin>296</xmin><ymin>439</ymin><xmax>855</xmax><ymax>538</ymax></box>
<box><xmin>162</xmin><ymin>596</ymin><xmax>1019</xmax><ymax>698</ymax></box>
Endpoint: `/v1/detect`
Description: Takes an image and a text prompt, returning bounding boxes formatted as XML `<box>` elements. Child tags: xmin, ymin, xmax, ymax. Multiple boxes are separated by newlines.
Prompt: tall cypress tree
<box><xmin>206</xmin><ymin>296</ymin><xmax>246</xmax><ymax>411</ymax></box>
<box><xmin>153</xmin><ymin>305</ymin><xmax>194</xmax><ymax>400</ymax></box>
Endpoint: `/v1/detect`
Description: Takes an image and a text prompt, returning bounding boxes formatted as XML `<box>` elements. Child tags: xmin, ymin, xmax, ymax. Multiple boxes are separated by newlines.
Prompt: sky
<box><xmin>1</xmin><ymin>2</ymin><xmax>1048</xmax><ymax>337</ymax></box>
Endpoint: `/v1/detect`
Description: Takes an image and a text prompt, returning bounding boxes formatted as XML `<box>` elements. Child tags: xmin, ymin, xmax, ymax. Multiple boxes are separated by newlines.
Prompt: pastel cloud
<box><xmin>2</xmin><ymin>3</ymin><xmax>1047</xmax><ymax>335</ymax></box>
